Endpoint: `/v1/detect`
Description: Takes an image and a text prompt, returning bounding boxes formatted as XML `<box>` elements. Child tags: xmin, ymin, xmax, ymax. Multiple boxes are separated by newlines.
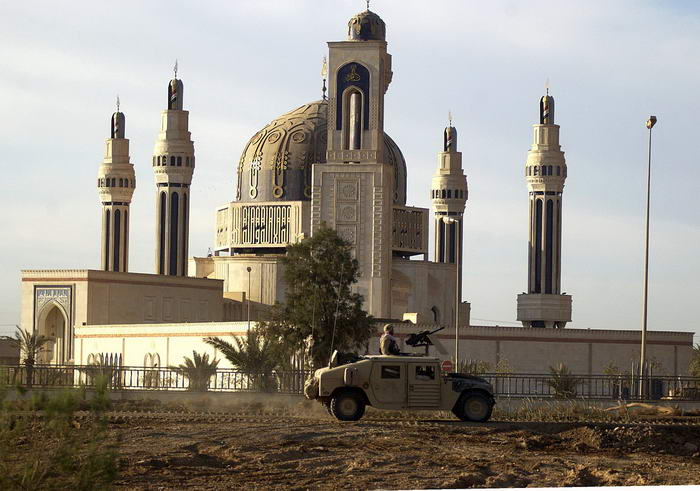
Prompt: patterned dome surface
<box><xmin>236</xmin><ymin>100</ymin><xmax>406</xmax><ymax>205</ymax></box>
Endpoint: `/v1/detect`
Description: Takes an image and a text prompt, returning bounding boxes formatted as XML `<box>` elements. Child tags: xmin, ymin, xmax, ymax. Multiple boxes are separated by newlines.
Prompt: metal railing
<box><xmin>479</xmin><ymin>372</ymin><xmax>700</xmax><ymax>401</ymax></box>
<box><xmin>0</xmin><ymin>364</ymin><xmax>312</xmax><ymax>394</ymax></box>
<box><xmin>1</xmin><ymin>364</ymin><xmax>699</xmax><ymax>401</ymax></box>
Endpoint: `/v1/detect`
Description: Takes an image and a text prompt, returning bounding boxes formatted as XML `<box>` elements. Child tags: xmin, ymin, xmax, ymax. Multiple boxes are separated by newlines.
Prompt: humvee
<box><xmin>304</xmin><ymin>352</ymin><xmax>495</xmax><ymax>422</ymax></box>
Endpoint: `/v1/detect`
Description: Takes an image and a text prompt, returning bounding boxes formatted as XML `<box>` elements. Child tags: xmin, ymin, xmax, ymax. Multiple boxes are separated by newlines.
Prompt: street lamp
<box><xmin>443</xmin><ymin>216</ymin><xmax>461</xmax><ymax>368</ymax></box>
<box><xmin>246</xmin><ymin>266</ymin><xmax>252</xmax><ymax>332</ymax></box>
<box><xmin>639</xmin><ymin>115</ymin><xmax>657</xmax><ymax>397</ymax></box>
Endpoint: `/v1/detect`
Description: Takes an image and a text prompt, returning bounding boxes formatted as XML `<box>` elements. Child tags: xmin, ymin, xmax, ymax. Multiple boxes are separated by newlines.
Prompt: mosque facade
<box><xmin>18</xmin><ymin>8</ymin><xmax>693</xmax><ymax>375</ymax></box>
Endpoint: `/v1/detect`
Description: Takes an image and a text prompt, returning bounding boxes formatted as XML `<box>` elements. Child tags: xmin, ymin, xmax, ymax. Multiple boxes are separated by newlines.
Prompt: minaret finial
<box><xmin>321</xmin><ymin>56</ymin><xmax>328</xmax><ymax>101</ymax></box>
<box><xmin>116</xmin><ymin>95</ymin><xmax>120</xmax><ymax>113</ymax></box>
<box><xmin>545</xmin><ymin>77</ymin><xmax>550</xmax><ymax>96</ymax></box>
<box><xmin>448</xmin><ymin>110</ymin><xmax>452</xmax><ymax>127</ymax></box>
<box><xmin>174</xmin><ymin>59</ymin><xmax>178</xmax><ymax>79</ymax></box>
<box><xmin>366</xmin><ymin>0</ymin><xmax>370</xmax><ymax>10</ymax></box>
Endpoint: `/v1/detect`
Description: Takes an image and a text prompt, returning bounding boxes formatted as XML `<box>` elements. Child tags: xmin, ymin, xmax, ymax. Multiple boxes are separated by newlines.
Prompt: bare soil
<box><xmin>106</xmin><ymin>406</ymin><xmax>700</xmax><ymax>489</ymax></box>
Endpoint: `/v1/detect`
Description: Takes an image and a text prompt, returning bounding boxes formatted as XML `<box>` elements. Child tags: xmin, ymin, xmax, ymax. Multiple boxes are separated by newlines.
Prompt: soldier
<box><xmin>379</xmin><ymin>323</ymin><xmax>401</xmax><ymax>355</ymax></box>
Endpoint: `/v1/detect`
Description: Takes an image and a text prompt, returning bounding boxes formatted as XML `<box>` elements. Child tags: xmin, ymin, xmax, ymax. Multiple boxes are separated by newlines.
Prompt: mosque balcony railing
<box><xmin>392</xmin><ymin>205</ymin><xmax>428</xmax><ymax>257</ymax></box>
<box><xmin>215</xmin><ymin>201</ymin><xmax>309</xmax><ymax>252</ymax></box>
<box><xmin>1</xmin><ymin>365</ymin><xmax>699</xmax><ymax>401</ymax></box>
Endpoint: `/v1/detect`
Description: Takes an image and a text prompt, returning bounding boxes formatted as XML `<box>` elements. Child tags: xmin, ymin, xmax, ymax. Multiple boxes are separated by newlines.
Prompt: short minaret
<box><xmin>431</xmin><ymin>121</ymin><xmax>468</xmax><ymax>298</ymax></box>
<box><xmin>152</xmin><ymin>66</ymin><xmax>195</xmax><ymax>276</ymax></box>
<box><xmin>517</xmin><ymin>91</ymin><xmax>572</xmax><ymax>328</ymax></box>
<box><xmin>97</xmin><ymin>102</ymin><xmax>135</xmax><ymax>272</ymax></box>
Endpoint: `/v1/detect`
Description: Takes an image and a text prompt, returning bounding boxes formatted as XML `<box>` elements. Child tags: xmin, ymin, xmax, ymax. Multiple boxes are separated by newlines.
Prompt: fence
<box><xmin>0</xmin><ymin>364</ymin><xmax>312</xmax><ymax>394</ymax></box>
<box><xmin>1</xmin><ymin>364</ymin><xmax>699</xmax><ymax>401</ymax></box>
<box><xmin>480</xmin><ymin>372</ymin><xmax>700</xmax><ymax>401</ymax></box>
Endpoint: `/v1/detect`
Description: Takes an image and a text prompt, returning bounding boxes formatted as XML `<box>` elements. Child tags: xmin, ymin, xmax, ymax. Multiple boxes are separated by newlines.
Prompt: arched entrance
<box><xmin>36</xmin><ymin>302</ymin><xmax>69</xmax><ymax>364</ymax></box>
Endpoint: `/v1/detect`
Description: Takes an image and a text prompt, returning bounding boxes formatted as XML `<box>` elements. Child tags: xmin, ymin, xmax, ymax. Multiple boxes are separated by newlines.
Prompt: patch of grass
<box><xmin>0</xmin><ymin>375</ymin><xmax>119</xmax><ymax>490</ymax></box>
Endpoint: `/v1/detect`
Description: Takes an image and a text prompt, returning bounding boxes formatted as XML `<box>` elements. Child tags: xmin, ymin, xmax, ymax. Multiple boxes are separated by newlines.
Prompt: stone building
<box><xmin>16</xmin><ymin>7</ymin><xmax>694</xmax><ymax>374</ymax></box>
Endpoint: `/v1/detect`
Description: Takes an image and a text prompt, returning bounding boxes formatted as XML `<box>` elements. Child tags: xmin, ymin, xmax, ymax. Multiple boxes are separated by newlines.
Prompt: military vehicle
<box><xmin>304</xmin><ymin>328</ymin><xmax>495</xmax><ymax>422</ymax></box>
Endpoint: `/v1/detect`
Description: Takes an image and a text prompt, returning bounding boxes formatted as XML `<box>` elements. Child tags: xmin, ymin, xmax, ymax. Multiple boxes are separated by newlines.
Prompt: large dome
<box><xmin>236</xmin><ymin>100</ymin><xmax>407</xmax><ymax>205</ymax></box>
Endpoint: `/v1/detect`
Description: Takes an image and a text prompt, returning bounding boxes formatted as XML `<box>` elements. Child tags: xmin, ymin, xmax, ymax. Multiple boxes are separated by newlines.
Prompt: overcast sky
<box><xmin>1</xmin><ymin>0</ymin><xmax>698</xmax><ymax>343</ymax></box>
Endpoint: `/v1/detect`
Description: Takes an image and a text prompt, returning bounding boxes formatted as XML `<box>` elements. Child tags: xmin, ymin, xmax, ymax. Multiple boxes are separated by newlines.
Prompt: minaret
<box><xmin>152</xmin><ymin>64</ymin><xmax>195</xmax><ymax>276</ymax></box>
<box><xmin>431</xmin><ymin>120</ymin><xmax>468</xmax><ymax>298</ymax></box>
<box><xmin>310</xmin><ymin>8</ymin><xmax>394</xmax><ymax>317</ymax></box>
<box><xmin>98</xmin><ymin>101</ymin><xmax>135</xmax><ymax>272</ymax></box>
<box><xmin>517</xmin><ymin>91</ymin><xmax>572</xmax><ymax>328</ymax></box>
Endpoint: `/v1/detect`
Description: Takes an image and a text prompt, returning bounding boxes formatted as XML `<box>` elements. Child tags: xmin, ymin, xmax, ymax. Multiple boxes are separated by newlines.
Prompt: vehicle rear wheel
<box><xmin>453</xmin><ymin>392</ymin><xmax>493</xmax><ymax>422</ymax></box>
<box><xmin>329</xmin><ymin>391</ymin><xmax>365</xmax><ymax>421</ymax></box>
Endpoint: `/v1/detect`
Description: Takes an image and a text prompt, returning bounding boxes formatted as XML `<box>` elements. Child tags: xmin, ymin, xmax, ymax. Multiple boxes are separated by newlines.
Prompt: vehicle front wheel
<box><xmin>453</xmin><ymin>392</ymin><xmax>493</xmax><ymax>422</ymax></box>
<box><xmin>329</xmin><ymin>391</ymin><xmax>366</xmax><ymax>421</ymax></box>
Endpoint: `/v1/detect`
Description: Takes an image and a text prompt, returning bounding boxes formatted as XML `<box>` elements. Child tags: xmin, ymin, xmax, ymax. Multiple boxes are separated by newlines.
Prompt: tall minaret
<box><xmin>517</xmin><ymin>91</ymin><xmax>572</xmax><ymax>328</ymax></box>
<box><xmin>431</xmin><ymin>120</ymin><xmax>468</xmax><ymax>298</ymax></box>
<box><xmin>98</xmin><ymin>101</ymin><xmax>136</xmax><ymax>272</ymax></box>
<box><xmin>152</xmin><ymin>64</ymin><xmax>195</xmax><ymax>276</ymax></box>
<box><xmin>310</xmin><ymin>8</ymin><xmax>394</xmax><ymax>317</ymax></box>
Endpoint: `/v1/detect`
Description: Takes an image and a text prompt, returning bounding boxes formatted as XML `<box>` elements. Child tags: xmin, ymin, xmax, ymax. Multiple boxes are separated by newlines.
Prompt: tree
<box><xmin>2</xmin><ymin>327</ymin><xmax>53</xmax><ymax>387</ymax></box>
<box><xmin>170</xmin><ymin>351</ymin><xmax>219</xmax><ymax>392</ymax></box>
<box><xmin>261</xmin><ymin>224</ymin><xmax>374</xmax><ymax>368</ymax></box>
<box><xmin>690</xmin><ymin>344</ymin><xmax>700</xmax><ymax>377</ymax></box>
<box><xmin>546</xmin><ymin>363</ymin><xmax>581</xmax><ymax>399</ymax></box>
<box><xmin>204</xmin><ymin>328</ymin><xmax>282</xmax><ymax>391</ymax></box>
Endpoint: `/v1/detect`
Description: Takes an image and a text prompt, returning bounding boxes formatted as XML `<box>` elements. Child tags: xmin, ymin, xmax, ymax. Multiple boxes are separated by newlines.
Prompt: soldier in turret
<box><xmin>379</xmin><ymin>323</ymin><xmax>400</xmax><ymax>355</ymax></box>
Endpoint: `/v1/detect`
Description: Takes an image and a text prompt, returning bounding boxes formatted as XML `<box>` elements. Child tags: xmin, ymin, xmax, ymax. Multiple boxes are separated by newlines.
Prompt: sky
<box><xmin>0</xmin><ymin>0</ymin><xmax>698</xmax><ymax>343</ymax></box>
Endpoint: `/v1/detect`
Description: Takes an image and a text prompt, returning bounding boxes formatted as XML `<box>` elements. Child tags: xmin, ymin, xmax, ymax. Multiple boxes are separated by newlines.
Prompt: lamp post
<box><xmin>443</xmin><ymin>217</ymin><xmax>461</xmax><ymax>368</ymax></box>
<box><xmin>639</xmin><ymin>115</ymin><xmax>657</xmax><ymax>397</ymax></box>
<box><xmin>246</xmin><ymin>266</ymin><xmax>252</xmax><ymax>332</ymax></box>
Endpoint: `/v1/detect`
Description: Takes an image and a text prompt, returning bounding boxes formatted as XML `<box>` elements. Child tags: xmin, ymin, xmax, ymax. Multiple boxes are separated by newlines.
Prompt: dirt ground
<box><xmin>105</xmin><ymin>405</ymin><xmax>700</xmax><ymax>489</ymax></box>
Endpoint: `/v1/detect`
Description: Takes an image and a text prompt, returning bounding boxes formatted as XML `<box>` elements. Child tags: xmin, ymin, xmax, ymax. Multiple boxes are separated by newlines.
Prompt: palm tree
<box><xmin>2</xmin><ymin>327</ymin><xmax>53</xmax><ymax>387</ymax></box>
<box><xmin>690</xmin><ymin>344</ymin><xmax>700</xmax><ymax>378</ymax></box>
<box><xmin>170</xmin><ymin>351</ymin><xmax>219</xmax><ymax>392</ymax></box>
<box><xmin>204</xmin><ymin>328</ymin><xmax>281</xmax><ymax>392</ymax></box>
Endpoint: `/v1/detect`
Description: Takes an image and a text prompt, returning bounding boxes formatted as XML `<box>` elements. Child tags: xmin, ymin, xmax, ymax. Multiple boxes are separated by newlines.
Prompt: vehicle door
<box><xmin>370</xmin><ymin>362</ymin><xmax>406</xmax><ymax>406</ymax></box>
<box><xmin>407</xmin><ymin>362</ymin><xmax>440</xmax><ymax>408</ymax></box>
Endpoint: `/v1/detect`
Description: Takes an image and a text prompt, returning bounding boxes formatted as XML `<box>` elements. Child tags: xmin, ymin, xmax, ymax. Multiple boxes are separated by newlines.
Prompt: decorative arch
<box><xmin>35</xmin><ymin>300</ymin><xmax>70</xmax><ymax>364</ymax></box>
<box><xmin>335</xmin><ymin>62</ymin><xmax>370</xmax><ymax>131</ymax></box>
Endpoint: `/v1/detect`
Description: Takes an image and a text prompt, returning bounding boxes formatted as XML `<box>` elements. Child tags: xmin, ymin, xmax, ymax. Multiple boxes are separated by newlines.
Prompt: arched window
<box><xmin>343</xmin><ymin>88</ymin><xmax>363</xmax><ymax>150</ymax></box>
<box><xmin>447</xmin><ymin>190</ymin><xmax>452</xmax><ymax>198</ymax></box>
<box><xmin>556</xmin><ymin>166</ymin><xmax>561</xmax><ymax>176</ymax></box>
<box><xmin>124</xmin><ymin>178</ymin><xmax>129</xmax><ymax>187</ymax></box>
<box><xmin>170</xmin><ymin>156</ymin><xmax>175</xmax><ymax>166</ymax></box>
<box><xmin>176</xmin><ymin>156</ymin><xmax>182</xmax><ymax>166</ymax></box>
<box><xmin>548</xmin><ymin>165</ymin><xmax>553</xmax><ymax>175</ymax></box>
<box><xmin>119</xmin><ymin>178</ymin><xmax>124</xmax><ymax>187</ymax></box>
<box><xmin>111</xmin><ymin>178</ymin><xmax>116</xmax><ymax>187</ymax></box>
<box><xmin>431</xmin><ymin>306</ymin><xmax>440</xmax><ymax>323</ymax></box>
<box><xmin>186</xmin><ymin>156</ymin><xmax>190</xmax><ymax>167</ymax></box>
<box><xmin>534</xmin><ymin>167</ymin><xmax>539</xmax><ymax>176</ymax></box>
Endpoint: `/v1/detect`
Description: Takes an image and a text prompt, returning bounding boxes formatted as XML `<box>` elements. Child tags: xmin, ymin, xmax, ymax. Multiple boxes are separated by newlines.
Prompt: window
<box><xmin>170</xmin><ymin>156</ymin><xmax>175</xmax><ymax>166</ymax></box>
<box><xmin>111</xmin><ymin>178</ymin><xmax>116</xmax><ymax>187</ymax></box>
<box><xmin>534</xmin><ymin>167</ymin><xmax>539</xmax><ymax>176</ymax></box>
<box><xmin>415</xmin><ymin>365</ymin><xmax>436</xmax><ymax>380</ymax></box>
<box><xmin>380</xmin><ymin>365</ymin><xmax>401</xmax><ymax>379</ymax></box>
<box><xmin>431</xmin><ymin>306</ymin><xmax>439</xmax><ymax>323</ymax></box>
<box><xmin>177</xmin><ymin>156</ymin><xmax>182</xmax><ymax>166</ymax></box>
<box><xmin>125</xmin><ymin>178</ymin><xmax>129</xmax><ymax>187</ymax></box>
<box><xmin>186</xmin><ymin>156</ymin><xmax>190</xmax><ymax>166</ymax></box>
<box><xmin>447</xmin><ymin>189</ymin><xmax>452</xmax><ymax>198</ymax></box>
<box><xmin>119</xmin><ymin>178</ymin><xmax>124</xmax><ymax>187</ymax></box>
<box><xmin>557</xmin><ymin>166</ymin><xmax>561</xmax><ymax>176</ymax></box>
<box><xmin>548</xmin><ymin>165</ymin><xmax>553</xmax><ymax>175</ymax></box>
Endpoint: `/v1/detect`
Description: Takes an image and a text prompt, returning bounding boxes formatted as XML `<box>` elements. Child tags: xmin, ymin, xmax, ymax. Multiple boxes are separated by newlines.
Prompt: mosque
<box><xmin>18</xmin><ymin>8</ymin><xmax>693</xmax><ymax>375</ymax></box>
